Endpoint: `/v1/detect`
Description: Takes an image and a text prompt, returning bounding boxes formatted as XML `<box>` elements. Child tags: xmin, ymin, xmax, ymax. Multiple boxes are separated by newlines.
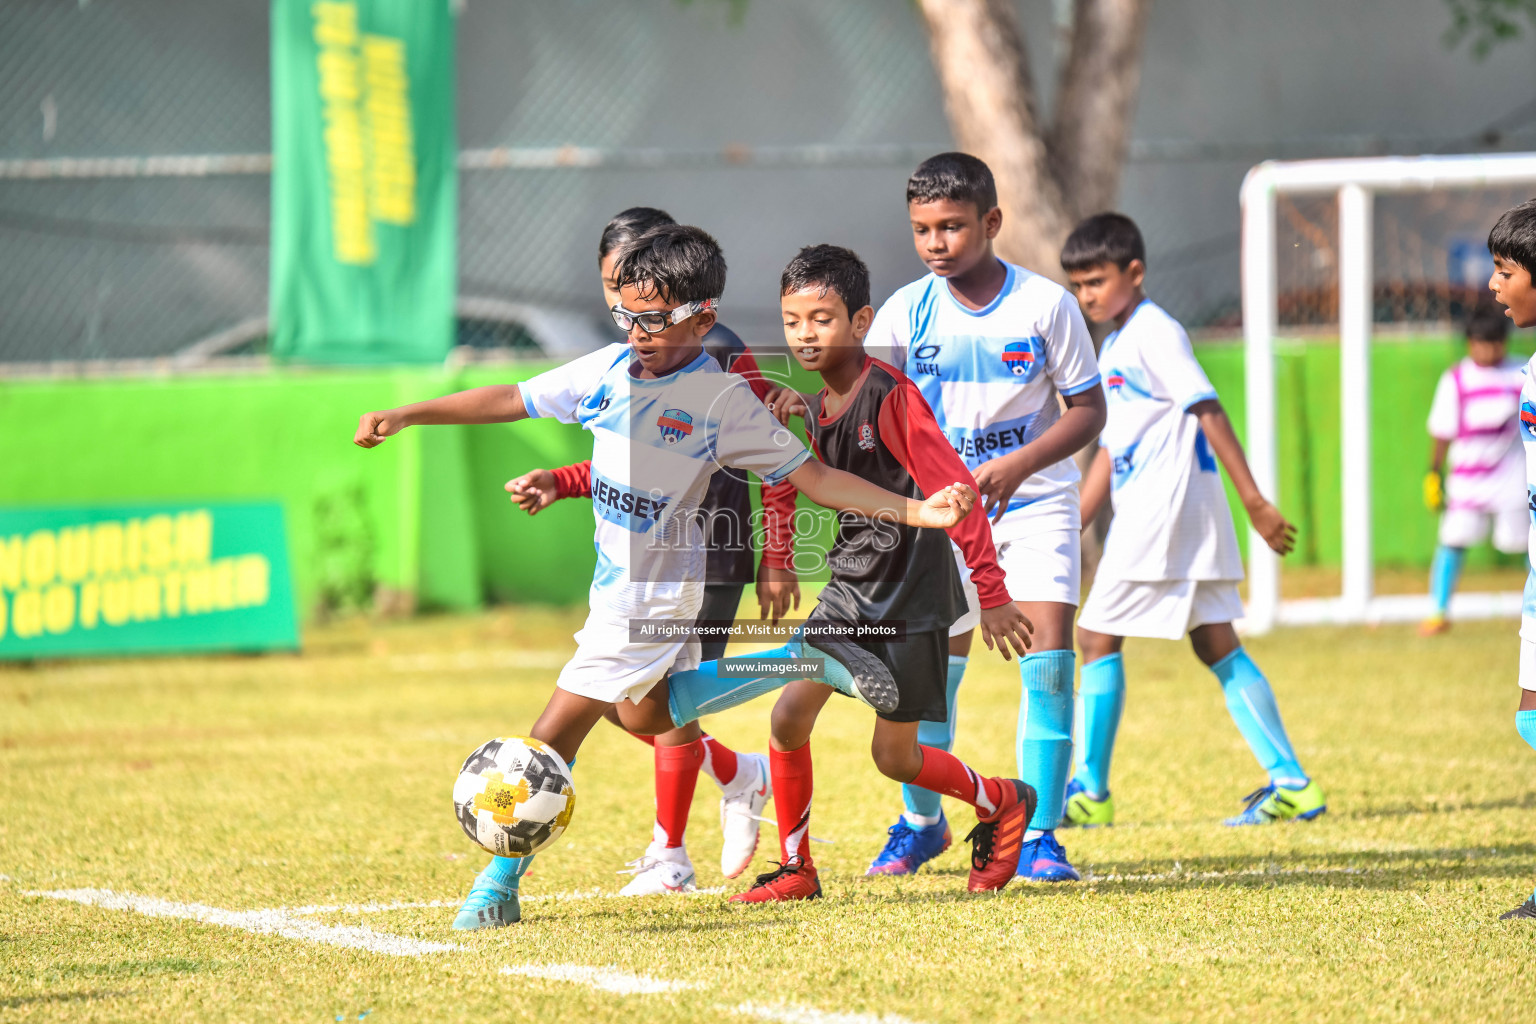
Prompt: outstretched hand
<box><xmin>1247</xmin><ymin>498</ymin><xmax>1297</xmax><ymax>556</ymax></box>
<box><xmin>506</xmin><ymin>469</ymin><xmax>559</xmax><ymax>516</ymax></box>
<box><xmin>354</xmin><ymin>411</ymin><xmax>400</xmax><ymax>448</ymax></box>
<box><xmin>914</xmin><ymin>483</ymin><xmax>975</xmax><ymax>529</ymax></box>
<box><xmin>763</xmin><ymin>385</ymin><xmax>809</xmax><ymax>425</ymax></box>
<box><xmin>979</xmin><ymin>602</ymin><xmax>1034</xmax><ymax>662</ymax></box>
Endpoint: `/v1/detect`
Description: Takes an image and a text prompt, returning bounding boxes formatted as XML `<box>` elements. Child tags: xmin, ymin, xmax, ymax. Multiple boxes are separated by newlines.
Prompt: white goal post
<box><xmin>1240</xmin><ymin>153</ymin><xmax>1536</xmax><ymax>634</ymax></box>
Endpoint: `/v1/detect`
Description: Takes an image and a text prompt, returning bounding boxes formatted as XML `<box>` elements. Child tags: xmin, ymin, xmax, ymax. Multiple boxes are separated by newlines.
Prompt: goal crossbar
<box><xmin>1240</xmin><ymin>153</ymin><xmax>1536</xmax><ymax>633</ymax></box>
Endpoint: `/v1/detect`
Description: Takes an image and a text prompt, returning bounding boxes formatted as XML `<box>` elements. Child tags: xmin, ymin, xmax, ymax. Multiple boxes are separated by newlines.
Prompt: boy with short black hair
<box><xmin>728</xmin><ymin>243</ymin><xmax>1037</xmax><ymax>902</ymax></box>
<box><xmin>1485</xmin><ymin>197</ymin><xmax>1536</xmax><ymax>920</ymax></box>
<box><xmin>1419</xmin><ymin>300</ymin><xmax>1527</xmax><ymax>636</ymax></box>
<box><xmin>505</xmin><ymin>206</ymin><xmax>802</xmax><ymax>893</ymax></box>
<box><xmin>1061</xmin><ymin>211</ymin><xmax>1325</xmax><ymax>828</ymax></box>
<box><xmin>862</xmin><ymin>152</ymin><xmax>1107</xmax><ymax>882</ymax></box>
<box><xmin>353</xmin><ymin>225</ymin><xmax>976</xmax><ymax>929</ymax></box>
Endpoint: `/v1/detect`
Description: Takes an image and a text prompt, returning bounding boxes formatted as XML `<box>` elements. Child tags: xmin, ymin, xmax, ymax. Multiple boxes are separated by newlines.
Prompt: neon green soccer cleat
<box><xmin>1223</xmin><ymin>778</ymin><xmax>1327</xmax><ymax>826</ymax></box>
<box><xmin>1062</xmin><ymin>779</ymin><xmax>1115</xmax><ymax>827</ymax></box>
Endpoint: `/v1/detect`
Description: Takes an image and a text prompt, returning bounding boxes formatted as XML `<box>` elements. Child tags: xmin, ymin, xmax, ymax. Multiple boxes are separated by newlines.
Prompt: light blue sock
<box><xmin>901</xmin><ymin>655</ymin><xmax>968</xmax><ymax>825</ymax></box>
<box><xmin>482</xmin><ymin>757</ymin><xmax>575</xmax><ymax>891</ymax></box>
<box><xmin>1073</xmin><ymin>653</ymin><xmax>1125</xmax><ymax>800</ymax></box>
<box><xmin>1517</xmin><ymin>710</ymin><xmax>1536</xmax><ymax>753</ymax></box>
<box><xmin>667</xmin><ymin>643</ymin><xmax>800</xmax><ymax>726</ymax></box>
<box><xmin>1210</xmin><ymin>647</ymin><xmax>1307</xmax><ymax>787</ymax></box>
<box><xmin>1429</xmin><ymin>545</ymin><xmax>1466</xmax><ymax>615</ymax></box>
<box><xmin>1018</xmin><ymin>650</ymin><xmax>1075</xmax><ymax>833</ymax></box>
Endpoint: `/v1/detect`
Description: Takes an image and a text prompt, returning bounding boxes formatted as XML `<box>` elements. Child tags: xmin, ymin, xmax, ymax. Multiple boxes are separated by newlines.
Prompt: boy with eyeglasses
<box><xmin>353</xmin><ymin>224</ymin><xmax>977</xmax><ymax>928</ymax></box>
<box><xmin>507</xmin><ymin>208</ymin><xmax>801</xmax><ymax>894</ymax></box>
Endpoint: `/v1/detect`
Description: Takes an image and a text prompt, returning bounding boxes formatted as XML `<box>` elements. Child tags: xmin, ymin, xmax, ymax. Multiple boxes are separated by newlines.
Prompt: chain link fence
<box><xmin>3</xmin><ymin>0</ymin><xmax>1532</xmax><ymax>366</ymax></box>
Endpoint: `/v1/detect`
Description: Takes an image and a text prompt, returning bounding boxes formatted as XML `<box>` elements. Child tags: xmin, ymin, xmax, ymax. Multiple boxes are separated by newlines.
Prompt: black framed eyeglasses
<box><xmin>609</xmin><ymin>297</ymin><xmax>719</xmax><ymax>335</ymax></box>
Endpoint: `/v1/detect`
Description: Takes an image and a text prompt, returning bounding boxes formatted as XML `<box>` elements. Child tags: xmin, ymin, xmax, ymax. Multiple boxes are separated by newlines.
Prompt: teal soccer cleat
<box><xmin>453</xmin><ymin>871</ymin><xmax>520</xmax><ymax>930</ymax></box>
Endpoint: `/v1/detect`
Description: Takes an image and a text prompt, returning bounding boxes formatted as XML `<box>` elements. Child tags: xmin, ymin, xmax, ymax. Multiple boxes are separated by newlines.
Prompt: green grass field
<box><xmin>4</xmin><ymin>606</ymin><xmax>1535</xmax><ymax>1023</ymax></box>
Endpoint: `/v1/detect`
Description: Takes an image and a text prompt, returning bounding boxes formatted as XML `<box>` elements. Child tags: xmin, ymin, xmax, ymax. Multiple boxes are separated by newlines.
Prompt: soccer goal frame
<box><xmin>1240</xmin><ymin>152</ymin><xmax>1536</xmax><ymax>634</ymax></box>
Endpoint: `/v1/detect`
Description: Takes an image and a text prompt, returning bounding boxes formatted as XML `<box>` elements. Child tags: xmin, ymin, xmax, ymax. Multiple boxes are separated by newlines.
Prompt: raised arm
<box><xmin>354</xmin><ymin>386</ymin><xmax>528</xmax><ymax>448</ymax></box>
<box><xmin>1190</xmin><ymin>398</ymin><xmax>1296</xmax><ymax>556</ymax></box>
<box><xmin>785</xmin><ymin>459</ymin><xmax>973</xmax><ymax>529</ymax></box>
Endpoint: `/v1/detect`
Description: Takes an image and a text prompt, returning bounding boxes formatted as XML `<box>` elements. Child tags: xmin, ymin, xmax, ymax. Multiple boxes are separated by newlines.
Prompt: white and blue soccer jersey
<box><xmin>866</xmin><ymin>262</ymin><xmax>1101</xmax><ymax>513</ymax></box>
<box><xmin>1095</xmin><ymin>299</ymin><xmax>1244</xmax><ymax>583</ymax></box>
<box><xmin>519</xmin><ymin>343</ymin><xmax>809</xmax><ymax>626</ymax></box>
<box><xmin>1519</xmin><ymin>356</ymin><xmax>1536</xmax><ymax>641</ymax></box>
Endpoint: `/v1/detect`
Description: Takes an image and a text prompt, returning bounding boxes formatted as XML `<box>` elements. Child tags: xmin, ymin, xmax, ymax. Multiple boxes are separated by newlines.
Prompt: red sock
<box><xmin>699</xmin><ymin>734</ymin><xmax>740</xmax><ymax>788</ymax></box>
<box><xmin>769</xmin><ymin>742</ymin><xmax>814</xmax><ymax>865</ymax></box>
<box><xmin>653</xmin><ymin>739</ymin><xmax>704</xmax><ymax>848</ymax></box>
<box><xmin>911</xmin><ymin>746</ymin><xmax>1005</xmax><ymax>816</ymax></box>
<box><xmin>629</xmin><ymin>731</ymin><xmax>656</xmax><ymax>748</ymax></box>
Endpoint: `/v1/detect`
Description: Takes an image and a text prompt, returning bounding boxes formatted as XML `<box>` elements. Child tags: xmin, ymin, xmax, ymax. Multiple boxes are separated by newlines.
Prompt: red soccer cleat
<box><xmin>728</xmin><ymin>858</ymin><xmax>823</xmax><ymax>903</ymax></box>
<box><xmin>964</xmin><ymin>778</ymin><xmax>1038</xmax><ymax>892</ymax></box>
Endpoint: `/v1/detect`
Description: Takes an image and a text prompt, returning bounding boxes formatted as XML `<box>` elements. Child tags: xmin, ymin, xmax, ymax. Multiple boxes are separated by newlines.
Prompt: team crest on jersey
<box><xmin>1522</xmin><ymin>401</ymin><xmax>1536</xmax><ymax>440</ymax></box>
<box><xmin>657</xmin><ymin>408</ymin><xmax>694</xmax><ymax>445</ymax></box>
<box><xmin>1106</xmin><ymin>373</ymin><xmax>1126</xmax><ymax>391</ymax></box>
<box><xmin>857</xmin><ymin>421</ymin><xmax>876</xmax><ymax>452</ymax></box>
<box><xmin>1001</xmin><ymin>338</ymin><xmax>1043</xmax><ymax>381</ymax></box>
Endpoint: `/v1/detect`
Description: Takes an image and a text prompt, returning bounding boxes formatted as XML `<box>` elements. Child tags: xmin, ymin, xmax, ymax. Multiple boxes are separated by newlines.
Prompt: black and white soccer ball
<box><xmin>452</xmin><ymin>737</ymin><xmax>576</xmax><ymax>858</ymax></box>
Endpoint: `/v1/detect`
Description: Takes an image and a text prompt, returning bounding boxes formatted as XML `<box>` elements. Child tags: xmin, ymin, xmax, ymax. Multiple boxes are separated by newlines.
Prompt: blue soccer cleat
<box><xmin>866</xmin><ymin>814</ymin><xmax>953</xmax><ymax>876</ymax></box>
<box><xmin>1014</xmin><ymin>831</ymin><xmax>1082</xmax><ymax>882</ymax></box>
<box><xmin>453</xmin><ymin>871</ymin><xmax>520</xmax><ymax>930</ymax></box>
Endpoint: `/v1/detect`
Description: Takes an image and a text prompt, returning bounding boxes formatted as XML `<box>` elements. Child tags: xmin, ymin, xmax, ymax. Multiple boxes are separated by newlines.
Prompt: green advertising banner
<box><xmin>0</xmin><ymin>504</ymin><xmax>299</xmax><ymax>660</ymax></box>
<box><xmin>269</xmin><ymin>0</ymin><xmax>456</xmax><ymax>363</ymax></box>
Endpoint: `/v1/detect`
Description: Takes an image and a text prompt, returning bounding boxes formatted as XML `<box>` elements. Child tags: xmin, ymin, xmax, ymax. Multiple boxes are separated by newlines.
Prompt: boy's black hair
<box><xmin>1466</xmin><ymin>298</ymin><xmax>1511</xmax><ymax>343</ymax></box>
<box><xmin>780</xmin><ymin>244</ymin><xmax>871</xmax><ymax>316</ymax></box>
<box><xmin>906</xmin><ymin>152</ymin><xmax>997</xmax><ymax>217</ymax></box>
<box><xmin>1488</xmin><ymin>198</ymin><xmax>1536</xmax><ymax>274</ymax></box>
<box><xmin>1060</xmin><ymin>212</ymin><xmax>1146</xmax><ymax>272</ymax></box>
<box><xmin>609</xmin><ymin>224</ymin><xmax>726</xmax><ymax>304</ymax></box>
<box><xmin>598</xmin><ymin>206</ymin><xmax>676</xmax><ymax>260</ymax></box>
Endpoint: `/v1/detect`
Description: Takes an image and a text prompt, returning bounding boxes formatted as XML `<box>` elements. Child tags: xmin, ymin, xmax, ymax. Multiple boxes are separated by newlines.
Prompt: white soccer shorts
<box><xmin>1520</xmin><ymin>639</ymin><xmax>1536</xmax><ymax>692</ymax></box>
<box><xmin>556</xmin><ymin>612</ymin><xmax>702</xmax><ymax>705</ymax></box>
<box><xmin>950</xmin><ymin>488</ymin><xmax>1081</xmax><ymax>636</ymax></box>
<box><xmin>1439</xmin><ymin>505</ymin><xmax>1528</xmax><ymax>554</ymax></box>
<box><xmin>1077</xmin><ymin>576</ymin><xmax>1246</xmax><ymax>642</ymax></box>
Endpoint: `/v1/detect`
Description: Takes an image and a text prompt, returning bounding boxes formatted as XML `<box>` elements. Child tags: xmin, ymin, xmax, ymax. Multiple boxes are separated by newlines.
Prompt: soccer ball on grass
<box><xmin>452</xmin><ymin>736</ymin><xmax>575</xmax><ymax>858</ymax></box>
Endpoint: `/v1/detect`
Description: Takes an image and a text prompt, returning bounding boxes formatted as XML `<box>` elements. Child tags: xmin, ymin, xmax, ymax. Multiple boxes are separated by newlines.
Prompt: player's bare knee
<box><xmin>1077</xmin><ymin>626</ymin><xmax>1121</xmax><ymax>663</ymax></box>
<box><xmin>1190</xmin><ymin>622</ymin><xmax>1240</xmax><ymax>666</ymax></box>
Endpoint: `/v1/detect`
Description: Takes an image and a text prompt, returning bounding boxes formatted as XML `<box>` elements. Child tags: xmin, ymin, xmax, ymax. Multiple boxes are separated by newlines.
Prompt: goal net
<box><xmin>1240</xmin><ymin>153</ymin><xmax>1536</xmax><ymax>633</ymax></box>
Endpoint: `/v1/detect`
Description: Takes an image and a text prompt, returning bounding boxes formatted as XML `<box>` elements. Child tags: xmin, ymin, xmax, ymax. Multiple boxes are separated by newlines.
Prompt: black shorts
<box><xmin>809</xmin><ymin>624</ymin><xmax>949</xmax><ymax>724</ymax></box>
<box><xmin>695</xmin><ymin>582</ymin><xmax>744</xmax><ymax>663</ymax></box>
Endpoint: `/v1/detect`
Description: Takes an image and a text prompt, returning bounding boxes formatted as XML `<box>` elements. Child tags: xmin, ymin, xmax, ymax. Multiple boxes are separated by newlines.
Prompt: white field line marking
<box><xmin>28</xmin><ymin>887</ymin><xmax>935</xmax><ymax>1022</ymax></box>
<box><xmin>281</xmin><ymin>886</ymin><xmax>728</xmax><ymax>915</ymax></box>
<box><xmin>500</xmin><ymin>964</ymin><xmax>702</xmax><ymax>995</ymax></box>
<box><xmin>736</xmin><ymin>1003</ymin><xmax>925</xmax><ymax>1024</ymax></box>
<box><xmin>28</xmin><ymin>889</ymin><xmax>460</xmax><ymax>957</ymax></box>
<box><xmin>1080</xmin><ymin>864</ymin><xmax>1366</xmax><ymax>883</ymax></box>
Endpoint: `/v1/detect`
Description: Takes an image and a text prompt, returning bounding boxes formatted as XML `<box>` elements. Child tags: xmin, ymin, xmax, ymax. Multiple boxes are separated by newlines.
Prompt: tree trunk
<box><xmin>1049</xmin><ymin>0</ymin><xmax>1152</xmax><ymax>220</ymax></box>
<box><xmin>915</xmin><ymin>0</ymin><xmax>1150</xmax><ymax>282</ymax></box>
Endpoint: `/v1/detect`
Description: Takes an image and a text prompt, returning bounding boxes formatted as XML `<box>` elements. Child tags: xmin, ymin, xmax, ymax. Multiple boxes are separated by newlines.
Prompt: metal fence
<box><xmin>4</xmin><ymin>0</ymin><xmax>1534</xmax><ymax>366</ymax></box>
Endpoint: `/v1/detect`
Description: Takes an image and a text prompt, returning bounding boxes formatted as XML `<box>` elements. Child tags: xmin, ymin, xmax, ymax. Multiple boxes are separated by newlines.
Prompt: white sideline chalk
<box><xmin>500</xmin><ymin>964</ymin><xmax>702</xmax><ymax>995</ymax></box>
<box><xmin>28</xmin><ymin>888</ymin><xmax>460</xmax><ymax>957</ymax></box>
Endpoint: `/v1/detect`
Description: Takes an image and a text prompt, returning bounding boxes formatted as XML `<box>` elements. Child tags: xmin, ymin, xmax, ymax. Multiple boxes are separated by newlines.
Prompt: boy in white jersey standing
<box><xmin>352</xmin><ymin>225</ymin><xmax>976</xmax><ymax>928</ymax></box>
<box><xmin>1419</xmin><ymin>302</ymin><xmax>1528</xmax><ymax>637</ymax></box>
<box><xmin>1061</xmin><ymin>212</ymin><xmax>1326</xmax><ymax>828</ymax></box>
<box><xmin>863</xmin><ymin>153</ymin><xmax>1107</xmax><ymax>881</ymax></box>
<box><xmin>1485</xmin><ymin>198</ymin><xmax>1536</xmax><ymax>921</ymax></box>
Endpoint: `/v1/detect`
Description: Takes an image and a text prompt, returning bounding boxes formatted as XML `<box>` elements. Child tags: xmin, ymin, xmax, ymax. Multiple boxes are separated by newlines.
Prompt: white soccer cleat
<box><xmin>617</xmin><ymin>844</ymin><xmax>697</xmax><ymax>896</ymax></box>
<box><xmin>719</xmin><ymin>752</ymin><xmax>773</xmax><ymax>879</ymax></box>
